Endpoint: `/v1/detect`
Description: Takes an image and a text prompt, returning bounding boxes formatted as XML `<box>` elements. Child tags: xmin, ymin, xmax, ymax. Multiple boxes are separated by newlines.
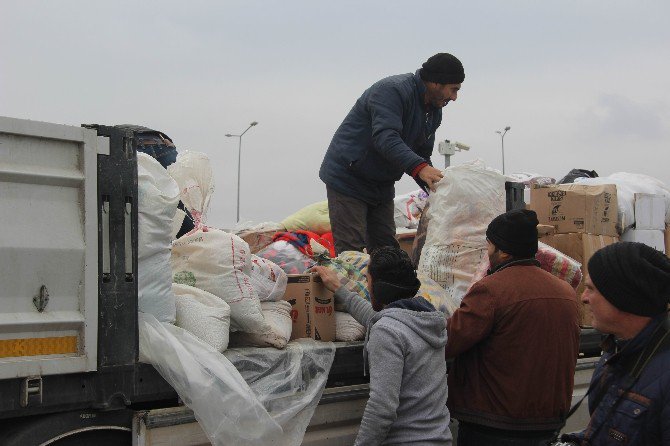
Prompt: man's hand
<box><xmin>417</xmin><ymin>165</ymin><xmax>444</xmax><ymax>192</ymax></box>
<box><xmin>311</xmin><ymin>266</ymin><xmax>342</xmax><ymax>293</ymax></box>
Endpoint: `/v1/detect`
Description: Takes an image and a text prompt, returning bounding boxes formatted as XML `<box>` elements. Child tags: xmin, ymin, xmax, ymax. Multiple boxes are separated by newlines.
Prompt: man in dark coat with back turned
<box><xmin>319</xmin><ymin>53</ymin><xmax>464</xmax><ymax>255</ymax></box>
<box><xmin>445</xmin><ymin>209</ymin><xmax>580</xmax><ymax>446</ymax></box>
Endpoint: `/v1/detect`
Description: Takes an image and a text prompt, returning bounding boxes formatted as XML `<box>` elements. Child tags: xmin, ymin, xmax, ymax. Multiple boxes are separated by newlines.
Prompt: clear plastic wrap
<box><xmin>139</xmin><ymin>313</ymin><xmax>336</xmax><ymax>446</ymax></box>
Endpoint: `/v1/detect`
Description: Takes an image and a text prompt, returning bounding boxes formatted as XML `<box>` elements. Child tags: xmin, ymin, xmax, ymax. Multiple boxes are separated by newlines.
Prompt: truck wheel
<box><xmin>1</xmin><ymin>408</ymin><xmax>133</xmax><ymax>446</ymax></box>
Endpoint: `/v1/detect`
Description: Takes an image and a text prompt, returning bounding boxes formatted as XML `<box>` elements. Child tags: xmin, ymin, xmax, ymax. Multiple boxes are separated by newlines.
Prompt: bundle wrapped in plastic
<box><xmin>256</xmin><ymin>240</ymin><xmax>316</xmax><ymax>275</ymax></box>
<box><xmin>249</xmin><ymin>255</ymin><xmax>288</xmax><ymax>302</ymax></box>
<box><xmin>169</xmin><ymin>152</ymin><xmax>265</xmax><ymax>333</ymax></box>
<box><xmin>335</xmin><ymin>311</ymin><xmax>366</xmax><ymax>341</ymax></box>
<box><xmin>468</xmin><ymin>241</ymin><xmax>583</xmax><ymax>291</ymax></box>
<box><xmin>229</xmin><ymin>300</ymin><xmax>293</xmax><ymax>349</ymax></box>
<box><xmin>416</xmin><ymin>273</ymin><xmax>460</xmax><ymax>318</ymax></box>
<box><xmin>394</xmin><ymin>189</ymin><xmax>429</xmax><ymax>229</ymax></box>
<box><xmin>173</xmin><ymin>283</ymin><xmax>231</xmax><ymax>352</ymax></box>
<box><xmin>138</xmin><ymin>153</ymin><xmax>180</xmax><ymax>323</ymax></box>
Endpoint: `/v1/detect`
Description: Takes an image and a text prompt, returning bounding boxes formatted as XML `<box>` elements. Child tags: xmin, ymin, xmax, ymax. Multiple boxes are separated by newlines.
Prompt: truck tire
<box><xmin>1</xmin><ymin>408</ymin><xmax>133</xmax><ymax>446</ymax></box>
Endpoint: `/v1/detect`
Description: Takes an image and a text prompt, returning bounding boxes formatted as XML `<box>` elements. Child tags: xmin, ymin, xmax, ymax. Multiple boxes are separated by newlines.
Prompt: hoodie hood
<box><xmin>369</xmin><ymin>297</ymin><xmax>447</xmax><ymax>349</ymax></box>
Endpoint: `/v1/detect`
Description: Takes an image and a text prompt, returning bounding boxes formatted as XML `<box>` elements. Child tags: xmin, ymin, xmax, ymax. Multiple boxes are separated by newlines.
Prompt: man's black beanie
<box><xmin>587</xmin><ymin>242</ymin><xmax>670</xmax><ymax>317</ymax></box>
<box><xmin>486</xmin><ymin>209</ymin><xmax>539</xmax><ymax>258</ymax></box>
<box><xmin>420</xmin><ymin>53</ymin><xmax>465</xmax><ymax>85</ymax></box>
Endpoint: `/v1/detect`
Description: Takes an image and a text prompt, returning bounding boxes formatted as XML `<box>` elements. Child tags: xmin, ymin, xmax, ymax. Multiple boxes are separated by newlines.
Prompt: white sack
<box><xmin>393</xmin><ymin>189</ymin><xmax>429</xmax><ymax>229</ymax></box>
<box><xmin>172</xmin><ymin>229</ymin><xmax>265</xmax><ymax>333</ymax></box>
<box><xmin>250</xmin><ymin>255</ymin><xmax>288</xmax><ymax>302</ymax></box>
<box><xmin>168</xmin><ymin>151</ymin><xmax>265</xmax><ymax>333</ymax></box>
<box><xmin>335</xmin><ymin>311</ymin><xmax>365</xmax><ymax>342</ymax></box>
<box><xmin>173</xmin><ymin>283</ymin><xmax>231</xmax><ymax>352</ymax></box>
<box><xmin>230</xmin><ymin>300</ymin><xmax>293</xmax><ymax>349</ymax></box>
<box><xmin>424</xmin><ymin>160</ymin><xmax>506</xmax><ymax>247</ymax></box>
<box><xmin>137</xmin><ymin>153</ymin><xmax>179</xmax><ymax>322</ymax></box>
<box><xmin>418</xmin><ymin>160</ymin><xmax>505</xmax><ymax>303</ymax></box>
<box><xmin>575</xmin><ymin>172</ymin><xmax>670</xmax><ymax>231</ymax></box>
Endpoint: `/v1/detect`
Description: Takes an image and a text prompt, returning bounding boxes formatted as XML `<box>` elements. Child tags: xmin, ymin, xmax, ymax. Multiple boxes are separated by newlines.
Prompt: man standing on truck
<box><xmin>560</xmin><ymin>242</ymin><xmax>670</xmax><ymax>446</ymax></box>
<box><xmin>319</xmin><ymin>53</ymin><xmax>464</xmax><ymax>255</ymax></box>
<box><xmin>445</xmin><ymin>209</ymin><xmax>580</xmax><ymax>446</ymax></box>
<box><xmin>313</xmin><ymin>247</ymin><xmax>452</xmax><ymax>445</ymax></box>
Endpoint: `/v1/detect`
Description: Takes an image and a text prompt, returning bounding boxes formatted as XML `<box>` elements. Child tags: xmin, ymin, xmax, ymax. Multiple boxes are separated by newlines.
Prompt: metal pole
<box><xmin>496</xmin><ymin>126</ymin><xmax>511</xmax><ymax>175</ymax></box>
<box><xmin>236</xmin><ymin>135</ymin><xmax>242</xmax><ymax>223</ymax></box>
<box><xmin>225</xmin><ymin>122</ymin><xmax>258</xmax><ymax>223</ymax></box>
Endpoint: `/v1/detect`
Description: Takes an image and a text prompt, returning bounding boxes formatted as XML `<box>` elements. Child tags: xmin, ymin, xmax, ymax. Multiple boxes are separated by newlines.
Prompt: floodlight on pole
<box><xmin>225</xmin><ymin>121</ymin><xmax>258</xmax><ymax>223</ymax></box>
<box><xmin>495</xmin><ymin>126</ymin><xmax>511</xmax><ymax>174</ymax></box>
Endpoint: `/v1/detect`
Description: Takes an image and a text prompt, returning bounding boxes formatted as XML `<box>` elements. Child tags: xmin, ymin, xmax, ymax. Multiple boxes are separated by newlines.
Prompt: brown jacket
<box><xmin>445</xmin><ymin>260</ymin><xmax>580</xmax><ymax>431</ymax></box>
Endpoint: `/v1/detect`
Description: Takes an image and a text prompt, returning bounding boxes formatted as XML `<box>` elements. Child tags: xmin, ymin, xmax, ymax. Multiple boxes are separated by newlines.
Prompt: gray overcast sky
<box><xmin>2</xmin><ymin>1</ymin><xmax>669</xmax><ymax>229</ymax></box>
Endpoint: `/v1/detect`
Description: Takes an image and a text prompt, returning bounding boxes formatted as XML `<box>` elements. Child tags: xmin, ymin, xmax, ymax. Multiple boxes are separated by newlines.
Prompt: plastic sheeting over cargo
<box><xmin>139</xmin><ymin>313</ymin><xmax>335</xmax><ymax>446</ymax></box>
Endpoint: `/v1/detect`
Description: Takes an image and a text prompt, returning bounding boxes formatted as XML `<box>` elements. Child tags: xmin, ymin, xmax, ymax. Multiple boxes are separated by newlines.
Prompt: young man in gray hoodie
<box><xmin>313</xmin><ymin>247</ymin><xmax>451</xmax><ymax>445</ymax></box>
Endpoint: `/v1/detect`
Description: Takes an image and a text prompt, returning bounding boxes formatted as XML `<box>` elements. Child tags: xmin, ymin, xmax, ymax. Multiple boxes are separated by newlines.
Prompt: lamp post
<box><xmin>225</xmin><ymin>121</ymin><xmax>258</xmax><ymax>223</ymax></box>
<box><xmin>495</xmin><ymin>126</ymin><xmax>511</xmax><ymax>174</ymax></box>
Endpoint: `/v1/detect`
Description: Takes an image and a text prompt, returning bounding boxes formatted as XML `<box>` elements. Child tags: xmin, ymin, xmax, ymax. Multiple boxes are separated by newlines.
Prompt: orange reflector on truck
<box><xmin>0</xmin><ymin>336</ymin><xmax>78</xmax><ymax>358</ymax></box>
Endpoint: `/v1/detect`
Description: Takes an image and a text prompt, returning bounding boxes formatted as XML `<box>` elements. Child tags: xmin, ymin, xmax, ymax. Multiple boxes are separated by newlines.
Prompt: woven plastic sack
<box><xmin>230</xmin><ymin>300</ymin><xmax>293</xmax><ymax>349</ymax></box>
<box><xmin>335</xmin><ymin>311</ymin><xmax>365</xmax><ymax>341</ymax></box>
<box><xmin>424</xmin><ymin>160</ymin><xmax>506</xmax><ymax>247</ymax></box>
<box><xmin>419</xmin><ymin>244</ymin><xmax>488</xmax><ymax>303</ymax></box>
<box><xmin>169</xmin><ymin>152</ymin><xmax>265</xmax><ymax>333</ymax></box>
<box><xmin>138</xmin><ymin>153</ymin><xmax>179</xmax><ymax>322</ymax></box>
<box><xmin>281</xmin><ymin>201</ymin><xmax>331</xmax><ymax>234</ymax></box>
<box><xmin>250</xmin><ymin>255</ymin><xmax>288</xmax><ymax>302</ymax></box>
<box><xmin>173</xmin><ymin>283</ymin><xmax>231</xmax><ymax>352</ymax></box>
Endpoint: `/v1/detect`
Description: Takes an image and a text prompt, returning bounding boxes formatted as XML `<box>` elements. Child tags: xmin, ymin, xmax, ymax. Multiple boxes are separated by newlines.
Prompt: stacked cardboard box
<box><xmin>531</xmin><ymin>184</ymin><xmax>620</xmax><ymax>327</ymax></box>
<box><xmin>620</xmin><ymin>193</ymin><xmax>666</xmax><ymax>253</ymax></box>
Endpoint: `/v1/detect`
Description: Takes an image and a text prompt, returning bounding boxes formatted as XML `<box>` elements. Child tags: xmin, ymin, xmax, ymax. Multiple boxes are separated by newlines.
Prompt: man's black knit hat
<box><xmin>419</xmin><ymin>53</ymin><xmax>465</xmax><ymax>85</ymax></box>
<box><xmin>486</xmin><ymin>209</ymin><xmax>539</xmax><ymax>258</ymax></box>
<box><xmin>587</xmin><ymin>242</ymin><xmax>670</xmax><ymax>317</ymax></box>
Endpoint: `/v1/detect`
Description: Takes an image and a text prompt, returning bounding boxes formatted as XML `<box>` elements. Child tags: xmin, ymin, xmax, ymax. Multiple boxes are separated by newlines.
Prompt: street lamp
<box><xmin>495</xmin><ymin>126</ymin><xmax>511</xmax><ymax>174</ymax></box>
<box><xmin>225</xmin><ymin>121</ymin><xmax>258</xmax><ymax>223</ymax></box>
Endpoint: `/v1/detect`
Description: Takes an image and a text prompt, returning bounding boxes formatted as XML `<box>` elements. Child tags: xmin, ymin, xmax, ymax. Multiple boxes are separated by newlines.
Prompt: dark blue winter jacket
<box><xmin>563</xmin><ymin>313</ymin><xmax>670</xmax><ymax>445</ymax></box>
<box><xmin>319</xmin><ymin>70</ymin><xmax>441</xmax><ymax>205</ymax></box>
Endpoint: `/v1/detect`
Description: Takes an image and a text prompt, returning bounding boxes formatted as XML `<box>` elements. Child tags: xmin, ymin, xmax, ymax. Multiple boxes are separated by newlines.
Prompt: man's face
<box><xmin>581</xmin><ymin>275</ymin><xmax>623</xmax><ymax>334</ymax></box>
<box><xmin>487</xmin><ymin>239</ymin><xmax>506</xmax><ymax>270</ymax></box>
<box><xmin>425</xmin><ymin>82</ymin><xmax>461</xmax><ymax>108</ymax></box>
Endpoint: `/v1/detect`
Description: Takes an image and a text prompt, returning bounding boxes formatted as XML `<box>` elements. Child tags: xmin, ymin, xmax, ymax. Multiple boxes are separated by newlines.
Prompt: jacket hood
<box><xmin>370</xmin><ymin>297</ymin><xmax>447</xmax><ymax>349</ymax></box>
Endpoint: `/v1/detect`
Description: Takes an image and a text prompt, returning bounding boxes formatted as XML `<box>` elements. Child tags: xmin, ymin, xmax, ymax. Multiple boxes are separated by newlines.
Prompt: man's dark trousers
<box><xmin>326</xmin><ymin>186</ymin><xmax>399</xmax><ymax>255</ymax></box>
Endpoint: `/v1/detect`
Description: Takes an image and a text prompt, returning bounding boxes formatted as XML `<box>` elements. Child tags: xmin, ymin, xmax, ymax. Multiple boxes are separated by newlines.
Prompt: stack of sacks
<box><xmin>281</xmin><ymin>200</ymin><xmax>331</xmax><ymax>234</ymax></box>
<box><xmin>229</xmin><ymin>300</ymin><xmax>293</xmax><ymax>349</ymax></box>
<box><xmin>228</xmin><ymin>255</ymin><xmax>294</xmax><ymax>349</ymax></box>
<box><xmin>138</xmin><ymin>153</ymin><xmax>179</xmax><ymax>323</ymax></box>
<box><xmin>168</xmin><ymin>152</ymin><xmax>266</xmax><ymax>334</ymax></box>
<box><xmin>173</xmin><ymin>283</ymin><xmax>231</xmax><ymax>352</ymax></box>
<box><xmin>418</xmin><ymin>160</ymin><xmax>506</xmax><ymax>303</ymax></box>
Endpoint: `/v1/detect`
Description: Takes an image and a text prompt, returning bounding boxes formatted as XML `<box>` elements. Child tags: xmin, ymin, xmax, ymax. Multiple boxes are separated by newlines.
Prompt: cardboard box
<box><xmin>531</xmin><ymin>184</ymin><xmax>618</xmax><ymax>237</ymax></box>
<box><xmin>634</xmin><ymin>193</ymin><xmax>666</xmax><ymax>230</ymax></box>
<box><xmin>396</xmin><ymin>229</ymin><xmax>417</xmax><ymax>257</ymax></box>
<box><xmin>621</xmin><ymin>228</ymin><xmax>665</xmax><ymax>253</ymax></box>
<box><xmin>540</xmin><ymin>232</ymin><xmax>619</xmax><ymax>327</ymax></box>
<box><xmin>283</xmin><ymin>273</ymin><xmax>335</xmax><ymax>341</ymax></box>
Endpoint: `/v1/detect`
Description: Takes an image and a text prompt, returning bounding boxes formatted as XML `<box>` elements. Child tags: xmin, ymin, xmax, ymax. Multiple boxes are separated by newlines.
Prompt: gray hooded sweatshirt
<box><xmin>334</xmin><ymin>287</ymin><xmax>452</xmax><ymax>446</ymax></box>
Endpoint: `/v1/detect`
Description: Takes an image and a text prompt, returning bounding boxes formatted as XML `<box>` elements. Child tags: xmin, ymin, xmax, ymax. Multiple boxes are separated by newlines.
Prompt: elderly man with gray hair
<box><xmin>560</xmin><ymin>242</ymin><xmax>670</xmax><ymax>446</ymax></box>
